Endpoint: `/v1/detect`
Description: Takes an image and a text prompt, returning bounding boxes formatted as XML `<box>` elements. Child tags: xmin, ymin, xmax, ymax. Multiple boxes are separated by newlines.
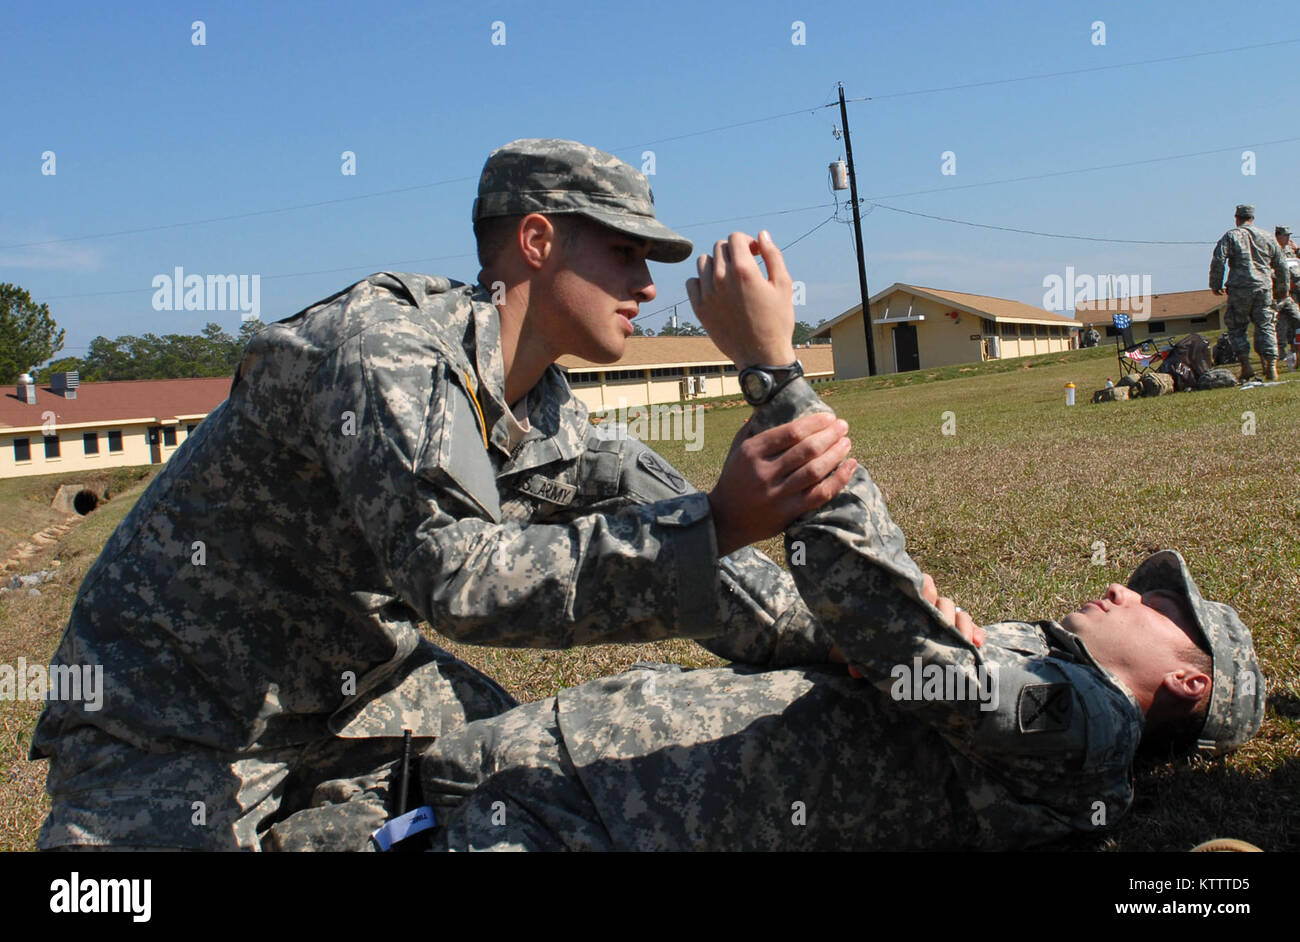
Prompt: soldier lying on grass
<box><xmin>327</xmin><ymin>235</ymin><xmax>1270</xmax><ymax>851</ymax></box>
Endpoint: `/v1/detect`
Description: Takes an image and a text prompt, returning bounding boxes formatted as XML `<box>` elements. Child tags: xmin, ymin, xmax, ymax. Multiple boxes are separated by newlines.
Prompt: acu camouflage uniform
<box><xmin>29</xmin><ymin>271</ymin><xmax>836</xmax><ymax>851</ymax></box>
<box><xmin>1209</xmin><ymin>215</ymin><xmax>1290</xmax><ymax>358</ymax></box>
<box><xmin>418</xmin><ymin>379</ymin><xmax>1161</xmax><ymax>851</ymax></box>
<box><xmin>1273</xmin><ymin>234</ymin><xmax>1299</xmax><ymax>357</ymax></box>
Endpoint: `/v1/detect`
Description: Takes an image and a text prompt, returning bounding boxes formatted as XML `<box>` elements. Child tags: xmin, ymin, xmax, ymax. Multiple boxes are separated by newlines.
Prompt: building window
<box><xmin>44</xmin><ymin>435</ymin><xmax>60</xmax><ymax>459</ymax></box>
<box><xmin>1190</xmin><ymin>317</ymin><xmax>1208</xmax><ymax>324</ymax></box>
<box><xmin>981</xmin><ymin>318</ymin><xmax>995</xmax><ymax>334</ymax></box>
<box><xmin>108</xmin><ymin>430</ymin><xmax>123</xmax><ymax>452</ymax></box>
<box><xmin>84</xmin><ymin>432</ymin><xmax>99</xmax><ymax>455</ymax></box>
<box><xmin>604</xmin><ymin>368</ymin><xmax>644</xmax><ymax>383</ymax></box>
<box><xmin>1147</xmin><ymin>321</ymin><xmax>1166</xmax><ymax>334</ymax></box>
<box><xmin>186</xmin><ymin>424</ymin><xmax>196</xmax><ymax>435</ymax></box>
<box><xmin>1035</xmin><ymin>325</ymin><xmax>1049</xmax><ymax>338</ymax></box>
<box><xmin>1105</xmin><ymin>325</ymin><xmax>1123</xmax><ymax>337</ymax></box>
<box><xmin>650</xmin><ymin>367</ymin><xmax>686</xmax><ymax>378</ymax></box>
<box><xmin>163</xmin><ymin>427</ymin><xmax>177</xmax><ymax>447</ymax></box>
<box><xmin>13</xmin><ymin>438</ymin><xmax>31</xmax><ymax>462</ymax></box>
<box><xmin>1001</xmin><ymin>322</ymin><xmax>1017</xmax><ymax>338</ymax></box>
<box><xmin>1020</xmin><ymin>324</ymin><xmax>1034</xmax><ymax>337</ymax></box>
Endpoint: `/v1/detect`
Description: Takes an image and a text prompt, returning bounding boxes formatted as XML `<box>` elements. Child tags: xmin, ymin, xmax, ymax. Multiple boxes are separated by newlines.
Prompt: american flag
<box><xmin>1113</xmin><ymin>313</ymin><xmax>1131</xmax><ymax>329</ymax></box>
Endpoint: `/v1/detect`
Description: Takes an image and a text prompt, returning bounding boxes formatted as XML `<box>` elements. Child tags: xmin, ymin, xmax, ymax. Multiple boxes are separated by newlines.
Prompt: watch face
<box><xmin>741</xmin><ymin>371</ymin><xmax>768</xmax><ymax>402</ymax></box>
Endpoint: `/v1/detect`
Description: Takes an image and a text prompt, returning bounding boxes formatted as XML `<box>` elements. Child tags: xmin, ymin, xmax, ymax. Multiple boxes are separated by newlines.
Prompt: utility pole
<box><xmin>837</xmin><ymin>81</ymin><xmax>877</xmax><ymax>376</ymax></box>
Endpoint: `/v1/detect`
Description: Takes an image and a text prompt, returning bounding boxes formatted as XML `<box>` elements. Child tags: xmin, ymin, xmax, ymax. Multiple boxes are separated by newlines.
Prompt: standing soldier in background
<box><xmin>1209</xmin><ymin>204</ymin><xmax>1290</xmax><ymax>381</ymax></box>
<box><xmin>1273</xmin><ymin>225</ymin><xmax>1300</xmax><ymax>368</ymax></box>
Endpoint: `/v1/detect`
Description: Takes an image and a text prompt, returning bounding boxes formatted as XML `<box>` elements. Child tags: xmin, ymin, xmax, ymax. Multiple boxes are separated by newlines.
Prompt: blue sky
<box><xmin>4</xmin><ymin>0</ymin><xmax>1297</xmax><ymax>360</ymax></box>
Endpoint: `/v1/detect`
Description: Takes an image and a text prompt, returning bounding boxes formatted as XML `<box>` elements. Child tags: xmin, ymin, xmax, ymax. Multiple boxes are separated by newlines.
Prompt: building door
<box><xmin>893</xmin><ymin>324</ymin><xmax>920</xmax><ymax>372</ymax></box>
<box><xmin>148</xmin><ymin>426</ymin><xmax>162</xmax><ymax>464</ymax></box>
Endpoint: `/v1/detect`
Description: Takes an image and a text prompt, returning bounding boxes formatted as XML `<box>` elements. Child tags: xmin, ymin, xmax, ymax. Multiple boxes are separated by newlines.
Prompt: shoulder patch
<box><xmin>636</xmin><ymin>451</ymin><xmax>687</xmax><ymax>493</ymax></box>
<box><xmin>1017</xmin><ymin>683</ymin><xmax>1073</xmax><ymax>733</ymax></box>
<box><xmin>518</xmin><ymin>474</ymin><xmax>577</xmax><ymax>506</ymax></box>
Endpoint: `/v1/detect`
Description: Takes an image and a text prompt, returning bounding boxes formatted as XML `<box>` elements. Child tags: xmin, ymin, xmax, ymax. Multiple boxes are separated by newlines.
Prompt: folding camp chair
<box><xmin>1113</xmin><ymin>313</ymin><xmax>1176</xmax><ymax>379</ymax></box>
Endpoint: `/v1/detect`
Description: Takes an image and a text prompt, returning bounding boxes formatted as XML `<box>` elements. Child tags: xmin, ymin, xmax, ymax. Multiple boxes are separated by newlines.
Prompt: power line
<box><xmin>10</xmin><ymin>37</ymin><xmax>1295</xmax><ymax>254</ymax></box>
<box><xmin>1</xmin><ymin>176</ymin><xmax>477</xmax><ymax>251</ymax></box>
<box><xmin>635</xmin><ymin>213</ymin><xmax>839</xmax><ymax>327</ymax></box>
<box><xmin>867</xmin><ymin>202</ymin><xmax>1211</xmax><ymax>245</ymax></box>
<box><xmin>864</xmin><ymin>135</ymin><xmax>1300</xmax><ymax>201</ymax></box>
<box><xmin>864</xmin><ymin>37</ymin><xmax>1300</xmax><ymax>101</ymax></box>
<box><xmin>32</xmin><ymin>205</ymin><xmax>842</xmax><ymax>303</ymax></box>
<box><xmin>38</xmin><ymin>253</ymin><xmax>477</xmax><ymax>301</ymax></box>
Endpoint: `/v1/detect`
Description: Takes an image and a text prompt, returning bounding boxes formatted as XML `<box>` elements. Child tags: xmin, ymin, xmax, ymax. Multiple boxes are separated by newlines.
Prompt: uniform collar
<box><xmin>466</xmin><ymin>284</ymin><xmax>589</xmax><ymax>471</ymax></box>
<box><xmin>498</xmin><ymin>366</ymin><xmax>588</xmax><ymax>474</ymax></box>
<box><xmin>1041</xmin><ymin>619</ymin><xmax>1141</xmax><ymax>713</ymax></box>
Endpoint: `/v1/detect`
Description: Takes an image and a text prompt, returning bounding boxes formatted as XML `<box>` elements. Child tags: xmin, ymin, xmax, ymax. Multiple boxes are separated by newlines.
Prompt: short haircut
<box><xmin>473</xmin><ymin>213</ymin><xmax>584</xmax><ymax>270</ymax></box>
<box><xmin>1137</xmin><ymin>638</ymin><xmax>1213</xmax><ymax>758</ymax></box>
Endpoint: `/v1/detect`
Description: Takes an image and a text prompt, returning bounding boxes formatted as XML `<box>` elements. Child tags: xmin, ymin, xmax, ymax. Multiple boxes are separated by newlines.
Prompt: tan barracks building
<box><xmin>1073</xmin><ymin>289</ymin><xmax>1225</xmax><ymax>338</ymax></box>
<box><xmin>557</xmin><ymin>337</ymin><xmax>835</xmax><ymax>412</ymax></box>
<box><xmin>813</xmin><ymin>284</ymin><xmax>1080</xmax><ymax>380</ymax></box>
<box><xmin>1</xmin><ymin>373</ymin><xmax>229</xmax><ymax>480</ymax></box>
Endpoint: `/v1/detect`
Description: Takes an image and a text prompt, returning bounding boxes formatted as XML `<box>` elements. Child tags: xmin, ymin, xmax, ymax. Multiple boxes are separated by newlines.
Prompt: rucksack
<box><xmin>1158</xmin><ymin>333</ymin><xmax>1213</xmax><ymax>390</ymax></box>
<box><xmin>1196</xmin><ymin>368</ymin><xmax>1237</xmax><ymax>389</ymax></box>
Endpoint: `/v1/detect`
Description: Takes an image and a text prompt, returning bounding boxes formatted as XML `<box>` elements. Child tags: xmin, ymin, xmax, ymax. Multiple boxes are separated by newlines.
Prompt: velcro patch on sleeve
<box><xmin>637</xmin><ymin>451</ymin><xmax>687</xmax><ymax>493</ymax></box>
<box><xmin>1017</xmin><ymin>683</ymin><xmax>1073</xmax><ymax>733</ymax></box>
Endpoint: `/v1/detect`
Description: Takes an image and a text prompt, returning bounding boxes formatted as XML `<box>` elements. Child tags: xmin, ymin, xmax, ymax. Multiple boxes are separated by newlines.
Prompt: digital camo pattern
<box><xmin>29</xmin><ymin>271</ymin><xmax>826</xmax><ymax>849</ymax></box>
<box><xmin>1224</xmin><ymin>286</ymin><xmax>1278</xmax><ymax>358</ymax></box>
<box><xmin>472</xmin><ymin>138</ymin><xmax>693</xmax><ymax>263</ymax></box>
<box><xmin>1210</xmin><ymin>224</ymin><xmax>1290</xmax><ymax>293</ymax></box>
<box><xmin>1276</xmin><ymin>296</ymin><xmax>1300</xmax><ymax>353</ymax></box>
<box><xmin>415</xmin><ymin>379</ymin><xmax>1148</xmax><ymax>851</ymax></box>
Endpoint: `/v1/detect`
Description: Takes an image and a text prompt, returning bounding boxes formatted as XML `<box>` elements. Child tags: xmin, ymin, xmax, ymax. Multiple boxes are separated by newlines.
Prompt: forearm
<box><xmin>696</xmin><ymin>546</ymin><xmax>835</xmax><ymax>666</ymax></box>
<box><xmin>747</xmin><ymin>378</ymin><xmax>991</xmax><ymax>729</ymax></box>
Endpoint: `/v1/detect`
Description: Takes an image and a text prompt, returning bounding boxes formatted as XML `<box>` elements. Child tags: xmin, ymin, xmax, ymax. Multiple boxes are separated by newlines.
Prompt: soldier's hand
<box><xmin>685</xmin><ymin>230</ymin><xmax>798</xmax><ymax>369</ymax></box>
<box><xmin>1212</xmin><ymin>287</ymin><xmax>1223</xmax><ymax>296</ymax></box>
<box><xmin>934</xmin><ymin>592</ymin><xmax>984</xmax><ymax>648</ymax></box>
<box><xmin>708</xmin><ymin>412</ymin><xmax>856</xmax><ymax>558</ymax></box>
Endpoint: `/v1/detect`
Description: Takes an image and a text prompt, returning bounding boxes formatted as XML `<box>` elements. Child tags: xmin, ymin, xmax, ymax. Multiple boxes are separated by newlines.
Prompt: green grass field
<box><xmin>2</xmin><ymin>339</ymin><xmax>1297</xmax><ymax>851</ymax></box>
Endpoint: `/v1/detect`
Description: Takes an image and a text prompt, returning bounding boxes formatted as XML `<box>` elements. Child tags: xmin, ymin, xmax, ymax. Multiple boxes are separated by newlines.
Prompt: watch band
<box><xmin>740</xmin><ymin>360</ymin><xmax>804</xmax><ymax>406</ymax></box>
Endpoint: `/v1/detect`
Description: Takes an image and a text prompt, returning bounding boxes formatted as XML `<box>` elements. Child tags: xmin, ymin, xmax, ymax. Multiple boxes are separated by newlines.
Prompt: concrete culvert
<box><xmin>73</xmin><ymin>490</ymin><xmax>100</xmax><ymax>515</ymax></box>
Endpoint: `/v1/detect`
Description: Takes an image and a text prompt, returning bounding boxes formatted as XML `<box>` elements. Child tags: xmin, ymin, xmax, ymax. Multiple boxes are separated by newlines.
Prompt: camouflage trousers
<box><xmin>418</xmin><ymin>663</ymin><xmax>982</xmax><ymax>851</ymax></box>
<box><xmin>40</xmin><ymin>645</ymin><xmax>517</xmax><ymax>852</ymax></box>
<box><xmin>1276</xmin><ymin>296</ymin><xmax>1300</xmax><ymax>355</ymax></box>
<box><xmin>1224</xmin><ymin>287</ymin><xmax>1277</xmax><ymax>358</ymax></box>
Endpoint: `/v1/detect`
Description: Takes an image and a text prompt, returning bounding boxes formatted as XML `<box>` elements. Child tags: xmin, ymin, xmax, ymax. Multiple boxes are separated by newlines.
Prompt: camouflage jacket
<box><xmin>518</xmin><ymin>379</ymin><xmax>1145</xmax><ymax>850</ymax></box>
<box><xmin>29</xmin><ymin>272</ymin><xmax>829</xmax><ymax>844</ymax></box>
<box><xmin>750</xmin><ymin>379</ymin><xmax>1143</xmax><ymax>845</ymax></box>
<box><xmin>1210</xmin><ymin>224</ymin><xmax>1290</xmax><ymax>295</ymax></box>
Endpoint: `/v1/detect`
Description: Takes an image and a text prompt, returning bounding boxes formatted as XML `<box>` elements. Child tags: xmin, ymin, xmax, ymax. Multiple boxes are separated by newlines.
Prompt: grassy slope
<box><xmin>2</xmin><ymin>339</ymin><xmax>1296</xmax><ymax>851</ymax></box>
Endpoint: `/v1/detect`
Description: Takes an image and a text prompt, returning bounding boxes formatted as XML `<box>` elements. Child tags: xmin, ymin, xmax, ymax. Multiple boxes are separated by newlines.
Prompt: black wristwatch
<box><xmin>739</xmin><ymin>360</ymin><xmax>804</xmax><ymax>406</ymax></box>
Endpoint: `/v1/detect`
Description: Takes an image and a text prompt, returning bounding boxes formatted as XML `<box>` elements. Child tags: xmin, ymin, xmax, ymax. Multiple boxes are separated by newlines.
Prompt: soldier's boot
<box><xmin>1237</xmin><ymin>354</ymin><xmax>1256</xmax><ymax>381</ymax></box>
<box><xmin>1262</xmin><ymin>358</ymin><xmax>1278</xmax><ymax>382</ymax></box>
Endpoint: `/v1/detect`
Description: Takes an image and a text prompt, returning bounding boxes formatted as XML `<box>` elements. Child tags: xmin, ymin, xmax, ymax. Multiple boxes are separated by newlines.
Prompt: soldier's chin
<box><xmin>1060</xmin><ymin>611</ymin><xmax>1087</xmax><ymax>635</ymax></box>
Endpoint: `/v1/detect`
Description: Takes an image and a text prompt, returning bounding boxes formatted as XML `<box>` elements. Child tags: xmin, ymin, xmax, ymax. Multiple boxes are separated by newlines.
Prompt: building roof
<box><xmin>812</xmin><ymin>283</ymin><xmax>1081</xmax><ymax>337</ymax></box>
<box><xmin>0</xmin><ymin>377</ymin><xmax>230</xmax><ymax>433</ymax></box>
<box><xmin>1072</xmin><ymin>289</ymin><xmax>1226</xmax><ymax>327</ymax></box>
<box><xmin>556</xmin><ymin>336</ymin><xmax>835</xmax><ymax>375</ymax></box>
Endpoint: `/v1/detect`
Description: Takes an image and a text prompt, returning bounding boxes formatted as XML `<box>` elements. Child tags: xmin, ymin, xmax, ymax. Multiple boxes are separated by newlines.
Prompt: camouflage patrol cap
<box><xmin>1276</xmin><ymin>226</ymin><xmax>1291</xmax><ymax>236</ymax></box>
<box><xmin>1128</xmin><ymin>550</ymin><xmax>1265</xmax><ymax>755</ymax></box>
<box><xmin>472</xmin><ymin>139</ymin><xmax>694</xmax><ymax>263</ymax></box>
<box><xmin>1235</xmin><ymin>204</ymin><xmax>1255</xmax><ymax>218</ymax></box>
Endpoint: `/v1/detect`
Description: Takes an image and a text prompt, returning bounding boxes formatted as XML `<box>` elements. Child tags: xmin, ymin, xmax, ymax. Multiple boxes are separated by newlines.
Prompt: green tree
<box><xmin>0</xmin><ymin>283</ymin><xmax>65</xmax><ymax>383</ymax></box>
<box><xmin>35</xmin><ymin>356</ymin><xmax>83</xmax><ymax>384</ymax></box>
<box><xmin>792</xmin><ymin>321</ymin><xmax>814</xmax><ymax>345</ymax></box>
